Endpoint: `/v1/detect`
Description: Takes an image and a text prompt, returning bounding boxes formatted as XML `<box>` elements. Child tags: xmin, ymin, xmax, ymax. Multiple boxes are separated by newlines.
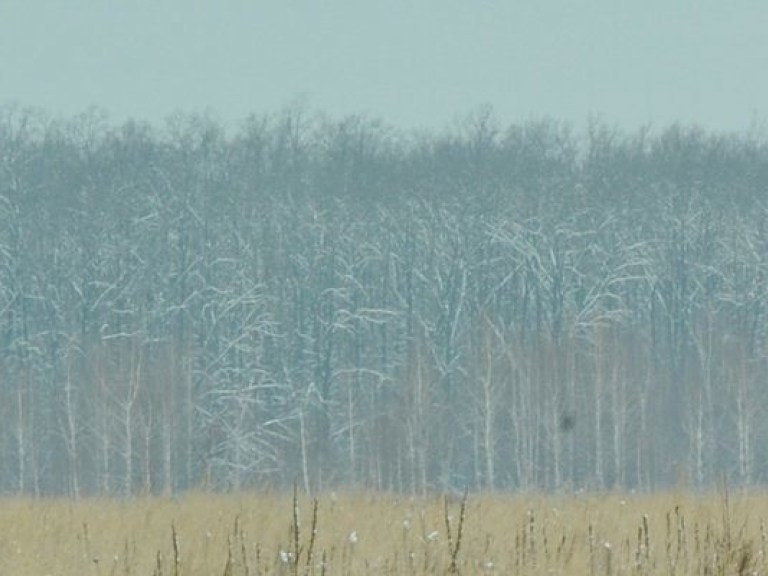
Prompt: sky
<box><xmin>1</xmin><ymin>1</ymin><xmax>767</xmax><ymax>134</ymax></box>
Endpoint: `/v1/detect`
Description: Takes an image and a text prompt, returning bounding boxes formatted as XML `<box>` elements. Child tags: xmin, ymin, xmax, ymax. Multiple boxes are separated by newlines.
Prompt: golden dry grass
<box><xmin>0</xmin><ymin>488</ymin><xmax>765</xmax><ymax>575</ymax></box>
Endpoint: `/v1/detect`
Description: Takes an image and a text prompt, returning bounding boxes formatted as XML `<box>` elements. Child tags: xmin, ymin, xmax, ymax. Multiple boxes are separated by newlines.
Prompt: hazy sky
<box><xmin>1</xmin><ymin>1</ymin><xmax>766</xmax><ymax>132</ymax></box>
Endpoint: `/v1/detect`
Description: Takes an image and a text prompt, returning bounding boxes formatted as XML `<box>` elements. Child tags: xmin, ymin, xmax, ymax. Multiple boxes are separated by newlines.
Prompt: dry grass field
<box><xmin>0</xmin><ymin>487</ymin><xmax>764</xmax><ymax>575</ymax></box>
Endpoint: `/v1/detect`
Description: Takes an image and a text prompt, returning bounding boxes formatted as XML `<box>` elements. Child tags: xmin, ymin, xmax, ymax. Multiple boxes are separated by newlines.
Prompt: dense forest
<box><xmin>1</xmin><ymin>104</ymin><xmax>768</xmax><ymax>497</ymax></box>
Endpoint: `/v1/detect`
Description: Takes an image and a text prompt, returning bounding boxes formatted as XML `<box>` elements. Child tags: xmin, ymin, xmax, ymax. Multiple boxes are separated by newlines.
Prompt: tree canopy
<box><xmin>1</xmin><ymin>105</ymin><xmax>768</xmax><ymax>496</ymax></box>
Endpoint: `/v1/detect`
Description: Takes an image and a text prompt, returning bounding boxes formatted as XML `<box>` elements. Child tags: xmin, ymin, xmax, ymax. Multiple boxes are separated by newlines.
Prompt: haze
<box><xmin>1</xmin><ymin>1</ymin><xmax>767</xmax><ymax>131</ymax></box>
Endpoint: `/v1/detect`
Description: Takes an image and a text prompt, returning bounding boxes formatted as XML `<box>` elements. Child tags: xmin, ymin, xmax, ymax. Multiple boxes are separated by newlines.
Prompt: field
<box><xmin>0</xmin><ymin>488</ymin><xmax>764</xmax><ymax>575</ymax></box>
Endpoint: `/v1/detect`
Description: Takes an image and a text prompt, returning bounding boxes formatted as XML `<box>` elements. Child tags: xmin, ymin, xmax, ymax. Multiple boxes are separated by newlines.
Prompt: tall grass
<box><xmin>0</xmin><ymin>488</ymin><xmax>763</xmax><ymax>575</ymax></box>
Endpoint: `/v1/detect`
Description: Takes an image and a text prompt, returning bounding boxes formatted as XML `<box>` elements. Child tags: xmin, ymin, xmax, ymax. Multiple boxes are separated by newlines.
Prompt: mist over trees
<box><xmin>1</xmin><ymin>104</ymin><xmax>768</xmax><ymax>497</ymax></box>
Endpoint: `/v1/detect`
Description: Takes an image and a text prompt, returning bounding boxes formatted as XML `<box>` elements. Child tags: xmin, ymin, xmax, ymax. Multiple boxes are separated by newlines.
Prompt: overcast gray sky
<box><xmin>1</xmin><ymin>1</ymin><xmax>766</xmax><ymax>132</ymax></box>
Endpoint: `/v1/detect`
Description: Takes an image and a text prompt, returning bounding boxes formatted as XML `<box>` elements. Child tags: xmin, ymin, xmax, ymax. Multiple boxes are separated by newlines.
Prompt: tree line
<box><xmin>1</xmin><ymin>104</ymin><xmax>767</xmax><ymax>497</ymax></box>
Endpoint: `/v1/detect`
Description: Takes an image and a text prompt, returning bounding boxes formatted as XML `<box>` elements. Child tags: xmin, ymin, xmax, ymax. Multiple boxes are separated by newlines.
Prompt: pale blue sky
<box><xmin>1</xmin><ymin>1</ymin><xmax>766</xmax><ymax>132</ymax></box>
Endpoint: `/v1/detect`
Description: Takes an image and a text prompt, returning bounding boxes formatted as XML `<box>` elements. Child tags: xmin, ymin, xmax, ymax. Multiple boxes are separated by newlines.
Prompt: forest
<box><xmin>1</xmin><ymin>104</ymin><xmax>767</xmax><ymax>497</ymax></box>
